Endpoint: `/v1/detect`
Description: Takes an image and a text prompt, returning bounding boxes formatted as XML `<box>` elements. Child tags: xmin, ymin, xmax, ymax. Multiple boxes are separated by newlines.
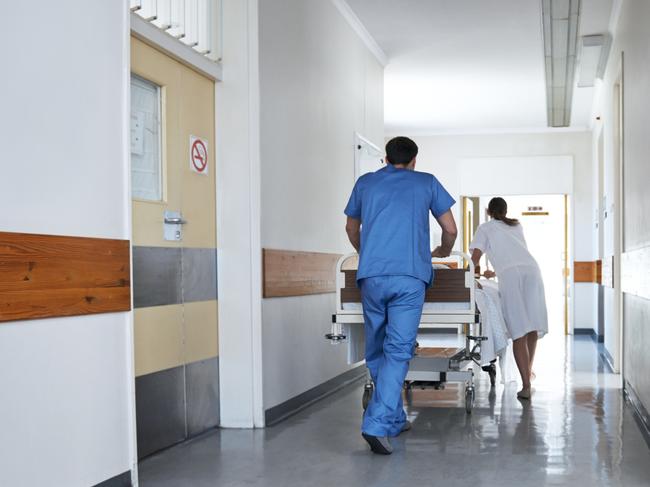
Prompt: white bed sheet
<box><xmin>475</xmin><ymin>279</ymin><xmax>516</xmax><ymax>383</ymax></box>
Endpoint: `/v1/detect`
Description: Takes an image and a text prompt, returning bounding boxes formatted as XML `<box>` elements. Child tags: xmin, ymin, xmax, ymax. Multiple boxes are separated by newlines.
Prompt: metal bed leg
<box><xmin>465</xmin><ymin>367</ymin><xmax>475</xmax><ymax>414</ymax></box>
<box><xmin>362</xmin><ymin>369</ymin><xmax>374</xmax><ymax>410</ymax></box>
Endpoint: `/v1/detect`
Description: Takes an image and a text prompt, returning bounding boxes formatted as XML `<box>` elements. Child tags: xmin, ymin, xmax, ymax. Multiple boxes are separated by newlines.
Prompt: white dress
<box><xmin>470</xmin><ymin>220</ymin><xmax>548</xmax><ymax>340</ymax></box>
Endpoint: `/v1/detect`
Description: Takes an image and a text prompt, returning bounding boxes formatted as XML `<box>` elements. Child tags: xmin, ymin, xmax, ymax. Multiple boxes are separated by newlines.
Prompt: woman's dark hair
<box><xmin>488</xmin><ymin>197</ymin><xmax>519</xmax><ymax>226</ymax></box>
<box><xmin>385</xmin><ymin>136</ymin><xmax>418</xmax><ymax>165</ymax></box>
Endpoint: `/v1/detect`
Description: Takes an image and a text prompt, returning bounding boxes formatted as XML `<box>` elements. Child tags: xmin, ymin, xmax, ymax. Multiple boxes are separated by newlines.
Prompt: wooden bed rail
<box><xmin>340</xmin><ymin>268</ymin><xmax>470</xmax><ymax>303</ymax></box>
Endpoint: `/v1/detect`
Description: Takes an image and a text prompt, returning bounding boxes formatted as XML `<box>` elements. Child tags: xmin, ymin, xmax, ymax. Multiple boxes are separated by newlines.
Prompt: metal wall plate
<box><xmin>182</xmin><ymin>248</ymin><xmax>218</xmax><ymax>302</ymax></box>
<box><xmin>186</xmin><ymin>357</ymin><xmax>220</xmax><ymax>437</ymax></box>
<box><xmin>164</xmin><ymin>210</ymin><xmax>184</xmax><ymax>241</ymax></box>
<box><xmin>132</xmin><ymin>246</ymin><xmax>183</xmax><ymax>308</ymax></box>
<box><xmin>136</xmin><ymin>366</ymin><xmax>186</xmax><ymax>459</ymax></box>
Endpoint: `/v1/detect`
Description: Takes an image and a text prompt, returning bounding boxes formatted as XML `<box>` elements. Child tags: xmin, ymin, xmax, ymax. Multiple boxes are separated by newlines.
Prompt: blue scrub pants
<box><xmin>360</xmin><ymin>275</ymin><xmax>425</xmax><ymax>437</ymax></box>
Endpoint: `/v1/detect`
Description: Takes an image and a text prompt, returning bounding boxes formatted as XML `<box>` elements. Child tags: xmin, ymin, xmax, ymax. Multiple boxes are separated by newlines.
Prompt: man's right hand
<box><xmin>434</xmin><ymin>210</ymin><xmax>458</xmax><ymax>259</ymax></box>
<box><xmin>431</xmin><ymin>246</ymin><xmax>451</xmax><ymax>258</ymax></box>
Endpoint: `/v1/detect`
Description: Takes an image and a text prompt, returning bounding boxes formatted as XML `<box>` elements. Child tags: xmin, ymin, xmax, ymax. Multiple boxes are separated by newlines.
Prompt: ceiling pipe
<box><xmin>541</xmin><ymin>0</ymin><xmax>581</xmax><ymax>127</ymax></box>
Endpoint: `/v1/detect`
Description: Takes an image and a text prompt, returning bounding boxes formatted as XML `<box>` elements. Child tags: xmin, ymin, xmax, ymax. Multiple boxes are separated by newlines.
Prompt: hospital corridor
<box><xmin>1</xmin><ymin>1</ymin><xmax>650</xmax><ymax>487</ymax></box>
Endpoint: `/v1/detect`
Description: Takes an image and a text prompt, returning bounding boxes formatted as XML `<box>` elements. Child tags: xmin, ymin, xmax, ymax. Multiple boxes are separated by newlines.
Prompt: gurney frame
<box><xmin>327</xmin><ymin>251</ymin><xmax>487</xmax><ymax>414</ymax></box>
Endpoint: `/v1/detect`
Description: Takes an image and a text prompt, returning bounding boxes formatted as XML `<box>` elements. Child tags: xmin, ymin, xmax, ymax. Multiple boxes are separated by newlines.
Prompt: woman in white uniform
<box><xmin>469</xmin><ymin>197</ymin><xmax>548</xmax><ymax>399</ymax></box>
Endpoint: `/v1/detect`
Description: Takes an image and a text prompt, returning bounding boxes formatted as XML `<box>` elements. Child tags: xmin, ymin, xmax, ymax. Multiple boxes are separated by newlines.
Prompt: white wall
<box><xmin>459</xmin><ymin>156</ymin><xmax>573</xmax><ymax>195</ymax></box>
<box><xmin>592</xmin><ymin>3</ymin><xmax>623</xmax><ymax>371</ymax></box>
<box><xmin>0</xmin><ymin>1</ymin><xmax>135</xmax><ymax>486</ymax></box>
<box><xmin>410</xmin><ymin>132</ymin><xmax>597</xmax><ymax>331</ymax></box>
<box><xmin>259</xmin><ymin>0</ymin><xmax>384</xmax><ymax>410</ymax></box>
<box><xmin>594</xmin><ymin>0</ymin><xmax>650</xmax><ymax>407</ymax></box>
<box><xmin>593</xmin><ymin>115</ymin><xmax>620</xmax><ymax>363</ymax></box>
<box><xmin>216</xmin><ymin>0</ymin><xmax>264</xmax><ymax>428</ymax></box>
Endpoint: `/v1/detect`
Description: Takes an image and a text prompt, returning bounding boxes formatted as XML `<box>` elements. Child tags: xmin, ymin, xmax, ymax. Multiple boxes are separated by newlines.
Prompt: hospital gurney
<box><xmin>326</xmin><ymin>251</ymin><xmax>488</xmax><ymax>413</ymax></box>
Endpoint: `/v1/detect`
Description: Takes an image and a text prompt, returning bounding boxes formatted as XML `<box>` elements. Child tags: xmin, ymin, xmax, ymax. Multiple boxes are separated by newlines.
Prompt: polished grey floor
<box><xmin>139</xmin><ymin>336</ymin><xmax>650</xmax><ymax>486</ymax></box>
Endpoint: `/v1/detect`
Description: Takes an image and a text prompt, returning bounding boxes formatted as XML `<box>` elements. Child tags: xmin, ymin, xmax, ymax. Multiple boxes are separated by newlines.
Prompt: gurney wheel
<box><xmin>362</xmin><ymin>383</ymin><xmax>374</xmax><ymax>411</ymax></box>
<box><xmin>465</xmin><ymin>386</ymin><xmax>475</xmax><ymax>414</ymax></box>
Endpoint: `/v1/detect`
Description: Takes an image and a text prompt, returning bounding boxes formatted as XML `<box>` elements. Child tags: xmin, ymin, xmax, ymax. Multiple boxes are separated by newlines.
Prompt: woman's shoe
<box><xmin>517</xmin><ymin>388</ymin><xmax>531</xmax><ymax>400</ymax></box>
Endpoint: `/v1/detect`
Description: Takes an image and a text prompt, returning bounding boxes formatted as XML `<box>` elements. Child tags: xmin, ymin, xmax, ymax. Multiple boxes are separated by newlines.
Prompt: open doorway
<box><xmin>463</xmin><ymin>194</ymin><xmax>570</xmax><ymax>336</ymax></box>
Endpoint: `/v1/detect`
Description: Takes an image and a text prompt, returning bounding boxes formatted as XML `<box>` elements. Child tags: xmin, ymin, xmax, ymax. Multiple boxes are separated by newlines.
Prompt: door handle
<box><xmin>164</xmin><ymin>217</ymin><xmax>187</xmax><ymax>225</ymax></box>
<box><xmin>163</xmin><ymin>210</ymin><xmax>186</xmax><ymax>241</ymax></box>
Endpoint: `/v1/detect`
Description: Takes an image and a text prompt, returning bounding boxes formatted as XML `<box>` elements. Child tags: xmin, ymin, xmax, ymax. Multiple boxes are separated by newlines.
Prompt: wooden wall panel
<box><xmin>0</xmin><ymin>232</ymin><xmax>131</xmax><ymax>322</ymax></box>
<box><xmin>574</xmin><ymin>260</ymin><xmax>602</xmax><ymax>284</ymax></box>
<box><xmin>262</xmin><ymin>249</ymin><xmax>341</xmax><ymax>298</ymax></box>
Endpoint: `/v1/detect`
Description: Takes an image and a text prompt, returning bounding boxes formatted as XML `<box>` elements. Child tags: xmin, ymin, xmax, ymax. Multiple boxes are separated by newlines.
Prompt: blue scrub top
<box><xmin>344</xmin><ymin>164</ymin><xmax>455</xmax><ymax>285</ymax></box>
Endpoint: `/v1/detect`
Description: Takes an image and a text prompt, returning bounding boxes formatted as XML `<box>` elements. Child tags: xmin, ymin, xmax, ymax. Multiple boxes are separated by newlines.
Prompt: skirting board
<box><xmin>93</xmin><ymin>471</ymin><xmax>131</xmax><ymax>487</ymax></box>
<box><xmin>265</xmin><ymin>365</ymin><xmax>366</xmax><ymax>426</ymax></box>
<box><xmin>574</xmin><ymin>328</ymin><xmax>604</xmax><ymax>343</ymax></box>
<box><xmin>624</xmin><ymin>381</ymin><xmax>650</xmax><ymax>449</ymax></box>
<box><xmin>601</xmin><ymin>347</ymin><xmax>616</xmax><ymax>373</ymax></box>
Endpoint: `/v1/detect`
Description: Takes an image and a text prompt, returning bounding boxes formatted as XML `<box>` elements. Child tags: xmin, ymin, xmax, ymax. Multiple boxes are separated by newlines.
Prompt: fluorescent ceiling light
<box><xmin>541</xmin><ymin>0</ymin><xmax>581</xmax><ymax>127</ymax></box>
<box><xmin>577</xmin><ymin>34</ymin><xmax>612</xmax><ymax>87</ymax></box>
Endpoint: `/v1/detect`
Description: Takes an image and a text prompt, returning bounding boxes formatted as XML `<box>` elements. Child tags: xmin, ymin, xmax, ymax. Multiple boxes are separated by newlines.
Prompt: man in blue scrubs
<box><xmin>344</xmin><ymin>136</ymin><xmax>457</xmax><ymax>455</ymax></box>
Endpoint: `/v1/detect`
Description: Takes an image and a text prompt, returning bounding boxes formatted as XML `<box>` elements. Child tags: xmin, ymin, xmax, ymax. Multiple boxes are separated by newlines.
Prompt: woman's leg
<box><xmin>527</xmin><ymin>331</ymin><xmax>538</xmax><ymax>378</ymax></box>
<box><xmin>512</xmin><ymin>335</ymin><xmax>531</xmax><ymax>394</ymax></box>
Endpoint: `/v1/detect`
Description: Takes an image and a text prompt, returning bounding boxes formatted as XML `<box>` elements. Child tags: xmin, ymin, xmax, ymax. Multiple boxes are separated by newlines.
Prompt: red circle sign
<box><xmin>191</xmin><ymin>139</ymin><xmax>208</xmax><ymax>172</ymax></box>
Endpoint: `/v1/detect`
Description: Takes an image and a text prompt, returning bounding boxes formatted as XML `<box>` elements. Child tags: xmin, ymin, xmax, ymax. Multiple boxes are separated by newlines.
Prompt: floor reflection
<box><xmin>139</xmin><ymin>335</ymin><xmax>650</xmax><ymax>487</ymax></box>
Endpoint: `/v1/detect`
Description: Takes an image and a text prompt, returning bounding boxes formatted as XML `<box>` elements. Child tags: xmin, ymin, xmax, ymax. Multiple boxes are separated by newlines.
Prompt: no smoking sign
<box><xmin>190</xmin><ymin>135</ymin><xmax>209</xmax><ymax>175</ymax></box>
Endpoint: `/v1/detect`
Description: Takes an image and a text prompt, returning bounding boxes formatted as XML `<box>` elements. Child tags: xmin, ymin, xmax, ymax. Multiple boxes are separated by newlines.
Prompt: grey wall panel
<box><xmin>598</xmin><ymin>285</ymin><xmax>605</xmax><ymax>337</ymax></box>
<box><xmin>624</xmin><ymin>293</ymin><xmax>650</xmax><ymax>413</ymax></box>
<box><xmin>133</xmin><ymin>246</ymin><xmax>182</xmax><ymax>308</ymax></box>
<box><xmin>186</xmin><ymin>357</ymin><xmax>220</xmax><ymax>437</ymax></box>
<box><xmin>182</xmin><ymin>248</ymin><xmax>218</xmax><ymax>303</ymax></box>
<box><xmin>136</xmin><ymin>366</ymin><xmax>186</xmax><ymax>458</ymax></box>
<box><xmin>93</xmin><ymin>471</ymin><xmax>131</xmax><ymax>487</ymax></box>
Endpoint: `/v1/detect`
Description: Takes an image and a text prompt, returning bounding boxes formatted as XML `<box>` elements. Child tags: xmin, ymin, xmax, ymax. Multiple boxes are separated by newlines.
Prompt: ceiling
<box><xmin>346</xmin><ymin>0</ymin><xmax>614</xmax><ymax>134</ymax></box>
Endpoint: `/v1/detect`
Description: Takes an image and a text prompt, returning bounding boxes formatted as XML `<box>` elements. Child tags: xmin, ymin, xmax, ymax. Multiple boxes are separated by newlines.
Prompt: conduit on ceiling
<box><xmin>541</xmin><ymin>0</ymin><xmax>581</xmax><ymax>127</ymax></box>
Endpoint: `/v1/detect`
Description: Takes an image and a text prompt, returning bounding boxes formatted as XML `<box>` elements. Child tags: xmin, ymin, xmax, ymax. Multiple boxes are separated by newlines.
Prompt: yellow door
<box><xmin>130</xmin><ymin>37</ymin><xmax>218</xmax><ymax>458</ymax></box>
<box><xmin>462</xmin><ymin>197</ymin><xmax>479</xmax><ymax>260</ymax></box>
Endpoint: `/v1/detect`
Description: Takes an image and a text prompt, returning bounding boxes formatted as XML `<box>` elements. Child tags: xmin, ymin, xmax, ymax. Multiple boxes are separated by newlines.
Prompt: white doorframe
<box><xmin>613</xmin><ymin>60</ymin><xmax>625</xmax><ymax>376</ymax></box>
<box><xmin>215</xmin><ymin>0</ymin><xmax>264</xmax><ymax>428</ymax></box>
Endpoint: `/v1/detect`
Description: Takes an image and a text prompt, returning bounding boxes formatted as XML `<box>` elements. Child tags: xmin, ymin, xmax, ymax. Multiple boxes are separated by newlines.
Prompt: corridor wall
<box><xmin>596</xmin><ymin>0</ymin><xmax>650</xmax><ymax>422</ymax></box>
<box><xmin>0</xmin><ymin>2</ymin><xmax>135</xmax><ymax>486</ymax></box>
<box><xmin>259</xmin><ymin>0</ymin><xmax>384</xmax><ymax>417</ymax></box>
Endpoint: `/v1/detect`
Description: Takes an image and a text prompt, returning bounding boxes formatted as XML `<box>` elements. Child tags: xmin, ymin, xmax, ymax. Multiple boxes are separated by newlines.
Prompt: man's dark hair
<box><xmin>385</xmin><ymin>136</ymin><xmax>418</xmax><ymax>165</ymax></box>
